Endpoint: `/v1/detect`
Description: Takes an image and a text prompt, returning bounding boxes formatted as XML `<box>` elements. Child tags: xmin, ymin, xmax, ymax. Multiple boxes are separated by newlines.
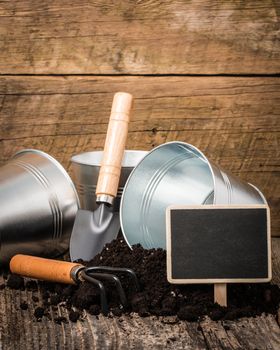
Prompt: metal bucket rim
<box><xmin>13</xmin><ymin>149</ymin><xmax>80</xmax><ymax>208</ymax></box>
<box><xmin>71</xmin><ymin>150</ymin><xmax>148</xmax><ymax>168</ymax></box>
<box><xmin>119</xmin><ymin>141</ymin><xmax>217</xmax><ymax>249</ymax></box>
<box><xmin>248</xmin><ymin>183</ymin><xmax>267</xmax><ymax>205</ymax></box>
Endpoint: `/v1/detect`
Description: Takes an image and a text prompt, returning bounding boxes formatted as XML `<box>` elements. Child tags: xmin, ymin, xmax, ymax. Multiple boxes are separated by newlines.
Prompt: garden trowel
<box><xmin>70</xmin><ymin>92</ymin><xmax>133</xmax><ymax>261</ymax></box>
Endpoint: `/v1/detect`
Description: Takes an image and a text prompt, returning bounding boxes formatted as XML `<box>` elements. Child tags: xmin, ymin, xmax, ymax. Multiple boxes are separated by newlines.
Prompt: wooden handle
<box><xmin>214</xmin><ymin>283</ymin><xmax>227</xmax><ymax>307</ymax></box>
<box><xmin>96</xmin><ymin>92</ymin><xmax>133</xmax><ymax>200</ymax></box>
<box><xmin>10</xmin><ymin>255</ymin><xmax>83</xmax><ymax>284</ymax></box>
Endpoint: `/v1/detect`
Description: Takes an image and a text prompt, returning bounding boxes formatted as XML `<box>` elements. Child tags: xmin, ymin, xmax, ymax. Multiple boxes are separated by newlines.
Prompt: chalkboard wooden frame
<box><xmin>166</xmin><ymin>204</ymin><xmax>271</xmax><ymax>284</ymax></box>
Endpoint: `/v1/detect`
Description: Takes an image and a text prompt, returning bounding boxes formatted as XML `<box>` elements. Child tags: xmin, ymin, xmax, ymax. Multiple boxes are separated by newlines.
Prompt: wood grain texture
<box><xmin>0</xmin><ymin>0</ymin><xmax>279</xmax><ymax>74</ymax></box>
<box><xmin>272</xmin><ymin>238</ymin><xmax>280</xmax><ymax>285</ymax></box>
<box><xmin>0</xmin><ymin>75</ymin><xmax>279</xmax><ymax>235</ymax></box>
<box><xmin>199</xmin><ymin>315</ymin><xmax>280</xmax><ymax>350</ymax></box>
<box><xmin>1</xmin><ymin>237</ymin><xmax>280</xmax><ymax>350</ymax></box>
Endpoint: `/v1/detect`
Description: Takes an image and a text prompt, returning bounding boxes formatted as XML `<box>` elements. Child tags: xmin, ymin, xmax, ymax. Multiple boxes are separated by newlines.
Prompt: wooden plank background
<box><xmin>0</xmin><ymin>0</ymin><xmax>279</xmax><ymax>235</ymax></box>
<box><xmin>0</xmin><ymin>0</ymin><xmax>279</xmax><ymax>74</ymax></box>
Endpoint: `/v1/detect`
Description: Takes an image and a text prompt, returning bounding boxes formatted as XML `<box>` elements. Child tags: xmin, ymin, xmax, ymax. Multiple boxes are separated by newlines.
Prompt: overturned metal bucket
<box><xmin>0</xmin><ymin>149</ymin><xmax>80</xmax><ymax>264</ymax></box>
<box><xmin>71</xmin><ymin>150</ymin><xmax>148</xmax><ymax>211</ymax></box>
<box><xmin>120</xmin><ymin>141</ymin><xmax>267</xmax><ymax>249</ymax></box>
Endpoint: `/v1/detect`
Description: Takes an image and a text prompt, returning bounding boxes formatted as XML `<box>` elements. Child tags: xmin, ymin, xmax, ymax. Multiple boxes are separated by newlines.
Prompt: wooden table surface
<box><xmin>0</xmin><ymin>238</ymin><xmax>280</xmax><ymax>350</ymax></box>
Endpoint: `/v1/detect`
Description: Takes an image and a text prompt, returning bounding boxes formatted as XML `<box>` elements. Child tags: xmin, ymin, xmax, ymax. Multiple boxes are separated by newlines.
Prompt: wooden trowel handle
<box><xmin>10</xmin><ymin>255</ymin><xmax>83</xmax><ymax>285</ymax></box>
<box><xmin>96</xmin><ymin>92</ymin><xmax>133</xmax><ymax>203</ymax></box>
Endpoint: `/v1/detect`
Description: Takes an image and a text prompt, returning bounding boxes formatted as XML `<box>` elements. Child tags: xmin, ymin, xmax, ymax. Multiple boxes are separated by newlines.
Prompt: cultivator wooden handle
<box><xmin>96</xmin><ymin>92</ymin><xmax>133</xmax><ymax>203</ymax></box>
<box><xmin>10</xmin><ymin>255</ymin><xmax>83</xmax><ymax>284</ymax></box>
<box><xmin>10</xmin><ymin>254</ymin><xmax>140</xmax><ymax>316</ymax></box>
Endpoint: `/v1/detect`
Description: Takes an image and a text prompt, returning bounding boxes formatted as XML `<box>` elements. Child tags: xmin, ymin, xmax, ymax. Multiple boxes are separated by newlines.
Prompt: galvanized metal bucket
<box><xmin>0</xmin><ymin>149</ymin><xmax>80</xmax><ymax>264</ymax></box>
<box><xmin>120</xmin><ymin>141</ymin><xmax>267</xmax><ymax>250</ymax></box>
<box><xmin>71</xmin><ymin>150</ymin><xmax>148</xmax><ymax>211</ymax></box>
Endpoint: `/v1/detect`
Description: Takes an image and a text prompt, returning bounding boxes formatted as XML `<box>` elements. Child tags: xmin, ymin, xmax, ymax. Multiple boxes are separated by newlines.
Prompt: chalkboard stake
<box><xmin>214</xmin><ymin>283</ymin><xmax>227</xmax><ymax>307</ymax></box>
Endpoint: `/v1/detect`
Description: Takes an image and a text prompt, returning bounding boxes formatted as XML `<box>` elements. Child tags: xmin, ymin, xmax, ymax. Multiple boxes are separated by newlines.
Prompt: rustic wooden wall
<box><xmin>0</xmin><ymin>1</ymin><xmax>279</xmax><ymax>235</ymax></box>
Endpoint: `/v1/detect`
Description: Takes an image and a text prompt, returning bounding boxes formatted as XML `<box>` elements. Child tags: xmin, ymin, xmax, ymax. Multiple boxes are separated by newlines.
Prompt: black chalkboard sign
<box><xmin>166</xmin><ymin>205</ymin><xmax>271</xmax><ymax>283</ymax></box>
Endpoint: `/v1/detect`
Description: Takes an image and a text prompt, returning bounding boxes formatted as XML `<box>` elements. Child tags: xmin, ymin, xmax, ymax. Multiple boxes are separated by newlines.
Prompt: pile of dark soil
<box><xmin>4</xmin><ymin>237</ymin><xmax>280</xmax><ymax>323</ymax></box>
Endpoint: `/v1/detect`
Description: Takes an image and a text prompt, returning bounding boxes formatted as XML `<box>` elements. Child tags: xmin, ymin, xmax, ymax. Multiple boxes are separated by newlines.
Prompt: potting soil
<box><xmin>3</xmin><ymin>237</ymin><xmax>280</xmax><ymax>323</ymax></box>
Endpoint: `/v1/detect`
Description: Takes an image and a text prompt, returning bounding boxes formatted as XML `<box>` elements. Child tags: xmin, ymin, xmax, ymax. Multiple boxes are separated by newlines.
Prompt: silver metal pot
<box><xmin>120</xmin><ymin>141</ymin><xmax>267</xmax><ymax>249</ymax></box>
<box><xmin>0</xmin><ymin>149</ymin><xmax>80</xmax><ymax>264</ymax></box>
<box><xmin>71</xmin><ymin>150</ymin><xmax>148</xmax><ymax>212</ymax></box>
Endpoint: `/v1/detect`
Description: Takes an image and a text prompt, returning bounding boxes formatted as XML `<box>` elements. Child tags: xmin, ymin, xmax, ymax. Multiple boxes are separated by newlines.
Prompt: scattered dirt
<box><xmin>26</xmin><ymin>280</ymin><xmax>37</xmax><ymax>291</ymax></box>
<box><xmin>69</xmin><ymin>310</ymin><xmax>80</xmax><ymax>323</ymax></box>
<box><xmin>32</xmin><ymin>295</ymin><xmax>39</xmax><ymax>303</ymax></box>
<box><xmin>54</xmin><ymin>316</ymin><xmax>67</xmax><ymax>325</ymax></box>
<box><xmin>6</xmin><ymin>274</ymin><xmax>24</xmax><ymax>290</ymax></box>
<box><xmin>34</xmin><ymin>307</ymin><xmax>45</xmax><ymax>320</ymax></box>
<box><xmin>20</xmin><ymin>301</ymin><xmax>28</xmax><ymax>310</ymax></box>
<box><xmin>4</xmin><ymin>237</ymin><xmax>280</xmax><ymax>323</ymax></box>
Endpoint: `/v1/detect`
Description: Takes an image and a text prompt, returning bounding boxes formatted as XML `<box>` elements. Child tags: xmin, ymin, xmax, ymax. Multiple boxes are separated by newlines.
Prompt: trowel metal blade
<box><xmin>69</xmin><ymin>203</ymin><xmax>117</xmax><ymax>262</ymax></box>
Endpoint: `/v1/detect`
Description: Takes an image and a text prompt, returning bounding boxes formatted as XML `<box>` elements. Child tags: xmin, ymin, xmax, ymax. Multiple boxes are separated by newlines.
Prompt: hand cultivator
<box><xmin>10</xmin><ymin>254</ymin><xmax>140</xmax><ymax>315</ymax></box>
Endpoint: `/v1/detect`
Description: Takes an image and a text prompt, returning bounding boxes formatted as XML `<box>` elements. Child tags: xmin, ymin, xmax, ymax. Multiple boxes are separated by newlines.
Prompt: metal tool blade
<box><xmin>69</xmin><ymin>204</ymin><xmax>117</xmax><ymax>262</ymax></box>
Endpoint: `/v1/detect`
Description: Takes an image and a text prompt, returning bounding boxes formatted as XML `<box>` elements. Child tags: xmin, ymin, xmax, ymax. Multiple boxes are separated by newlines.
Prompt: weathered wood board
<box><xmin>272</xmin><ymin>237</ymin><xmax>280</xmax><ymax>285</ymax></box>
<box><xmin>0</xmin><ymin>75</ymin><xmax>279</xmax><ymax>235</ymax></box>
<box><xmin>1</xmin><ymin>237</ymin><xmax>280</xmax><ymax>350</ymax></box>
<box><xmin>0</xmin><ymin>0</ymin><xmax>279</xmax><ymax>74</ymax></box>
